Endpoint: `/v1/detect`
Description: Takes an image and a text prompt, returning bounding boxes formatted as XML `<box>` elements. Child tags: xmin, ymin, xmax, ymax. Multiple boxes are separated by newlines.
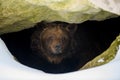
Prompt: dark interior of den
<box><xmin>0</xmin><ymin>17</ymin><xmax>120</xmax><ymax>74</ymax></box>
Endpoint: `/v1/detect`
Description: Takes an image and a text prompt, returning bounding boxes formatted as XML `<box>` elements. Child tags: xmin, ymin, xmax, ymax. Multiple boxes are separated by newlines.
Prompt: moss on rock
<box><xmin>0</xmin><ymin>0</ymin><xmax>117</xmax><ymax>34</ymax></box>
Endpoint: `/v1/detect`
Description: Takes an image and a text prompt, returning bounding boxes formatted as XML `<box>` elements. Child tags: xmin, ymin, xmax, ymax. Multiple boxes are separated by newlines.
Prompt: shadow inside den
<box><xmin>0</xmin><ymin>17</ymin><xmax>120</xmax><ymax>73</ymax></box>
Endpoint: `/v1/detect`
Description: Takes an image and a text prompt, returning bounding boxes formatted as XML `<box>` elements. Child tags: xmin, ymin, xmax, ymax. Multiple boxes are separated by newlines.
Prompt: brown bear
<box><xmin>31</xmin><ymin>22</ymin><xmax>77</xmax><ymax>64</ymax></box>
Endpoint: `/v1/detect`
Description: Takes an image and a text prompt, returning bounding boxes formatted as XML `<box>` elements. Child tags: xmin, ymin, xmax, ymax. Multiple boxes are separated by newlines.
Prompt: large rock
<box><xmin>0</xmin><ymin>0</ymin><xmax>119</xmax><ymax>34</ymax></box>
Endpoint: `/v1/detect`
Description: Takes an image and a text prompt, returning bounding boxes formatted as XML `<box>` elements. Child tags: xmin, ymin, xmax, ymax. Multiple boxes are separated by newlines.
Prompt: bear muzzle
<box><xmin>54</xmin><ymin>44</ymin><xmax>62</xmax><ymax>54</ymax></box>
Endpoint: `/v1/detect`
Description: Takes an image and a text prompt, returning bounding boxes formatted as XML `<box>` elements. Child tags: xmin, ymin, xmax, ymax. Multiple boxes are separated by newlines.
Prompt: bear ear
<box><xmin>34</xmin><ymin>21</ymin><xmax>47</xmax><ymax>30</ymax></box>
<box><xmin>66</xmin><ymin>24</ymin><xmax>77</xmax><ymax>34</ymax></box>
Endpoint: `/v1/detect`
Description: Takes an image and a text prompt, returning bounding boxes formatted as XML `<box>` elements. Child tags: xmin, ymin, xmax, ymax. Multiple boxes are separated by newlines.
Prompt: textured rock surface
<box><xmin>0</xmin><ymin>0</ymin><xmax>117</xmax><ymax>34</ymax></box>
<box><xmin>89</xmin><ymin>0</ymin><xmax>120</xmax><ymax>15</ymax></box>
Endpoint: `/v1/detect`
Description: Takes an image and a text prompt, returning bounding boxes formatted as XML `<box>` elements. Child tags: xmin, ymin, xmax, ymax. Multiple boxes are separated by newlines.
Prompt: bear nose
<box><xmin>55</xmin><ymin>44</ymin><xmax>62</xmax><ymax>54</ymax></box>
<box><xmin>55</xmin><ymin>44</ymin><xmax>61</xmax><ymax>50</ymax></box>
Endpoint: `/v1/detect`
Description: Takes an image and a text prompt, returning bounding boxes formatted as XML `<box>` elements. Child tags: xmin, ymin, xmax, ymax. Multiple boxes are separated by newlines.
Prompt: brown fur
<box><xmin>31</xmin><ymin>22</ymin><xmax>77</xmax><ymax>64</ymax></box>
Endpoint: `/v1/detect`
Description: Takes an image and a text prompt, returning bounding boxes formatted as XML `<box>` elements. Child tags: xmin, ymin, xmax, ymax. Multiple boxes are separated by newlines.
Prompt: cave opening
<box><xmin>0</xmin><ymin>17</ymin><xmax>120</xmax><ymax>74</ymax></box>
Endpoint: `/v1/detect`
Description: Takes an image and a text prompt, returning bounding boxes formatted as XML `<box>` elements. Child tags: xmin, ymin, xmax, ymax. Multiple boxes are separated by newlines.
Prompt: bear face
<box><xmin>31</xmin><ymin>22</ymin><xmax>77</xmax><ymax>64</ymax></box>
<box><xmin>41</xmin><ymin>26</ymin><xmax>70</xmax><ymax>55</ymax></box>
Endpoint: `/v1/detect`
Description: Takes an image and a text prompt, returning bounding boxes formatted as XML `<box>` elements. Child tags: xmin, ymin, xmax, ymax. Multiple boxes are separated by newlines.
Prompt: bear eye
<box><xmin>48</xmin><ymin>36</ymin><xmax>54</xmax><ymax>40</ymax></box>
<box><xmin>46</xmin><ymin>36</ymin><xmax>54</xmax><ymax>44</ymax></box>
<box><xmin>47</xmin><ymin>36</ymin><xmax>55</xmax><ymax>41</ymax></box>
<box><xmin>61</xmin><ymin>37</ymin><xmax>66</xmax><ymax>42</ymax></box>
